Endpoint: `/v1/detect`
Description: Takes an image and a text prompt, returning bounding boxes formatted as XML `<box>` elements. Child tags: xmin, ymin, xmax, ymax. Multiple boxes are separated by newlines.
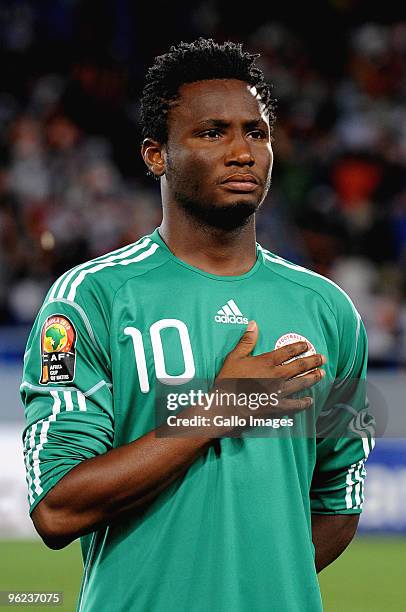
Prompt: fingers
<box><xmin>231</xmin><ymin>321</ymin><xmax>259</xmax><ymax>358</ymax></box>
<box><xmin>267</xmin><ymin>341</ymin><xmax>309</xmax><ymax>366</ymax></box>
<box><xmin>281</xmin><ymin>353</ymin><xmax>326</xmax><ymax>379</ymax></box>
<box><xmin>279</xmin><ymin>368</ymin><xmax>325</xmax><ymax>398</ymax></box>
<box><xmin>277</xmin><ymin>396</ymin><xmax>314</xmax><ymax>412</ymax></box>
<box><xmin>260</xmin><ymin>369</ymin><xmax>324</xmax><ymax>415</ymax></box>
<box><xmin>254</xmin><ymin>342</ymin><xmax>326</xmax><ymax>378</ymax></box>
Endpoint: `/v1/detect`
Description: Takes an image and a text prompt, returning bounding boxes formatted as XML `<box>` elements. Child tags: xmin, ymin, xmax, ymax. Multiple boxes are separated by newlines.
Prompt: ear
<box><xmin>141</xmin><ymin>138</ymin><xmax>165</xmax><ymax>177</ymax></box>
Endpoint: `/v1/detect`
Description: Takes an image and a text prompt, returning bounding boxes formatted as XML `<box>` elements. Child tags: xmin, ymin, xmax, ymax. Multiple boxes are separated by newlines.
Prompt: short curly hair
<box><xmin>140</xmin><ymin>38</ymin><xmax>276</xmax><ymax>143</ymax></box>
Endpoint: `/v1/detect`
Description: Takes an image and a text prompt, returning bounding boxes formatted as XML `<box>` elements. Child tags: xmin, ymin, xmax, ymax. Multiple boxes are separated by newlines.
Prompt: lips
<box><xmin>221</xmin><ymin>173</ymin><xmax>259</xmax><ymax>193</ymax></box>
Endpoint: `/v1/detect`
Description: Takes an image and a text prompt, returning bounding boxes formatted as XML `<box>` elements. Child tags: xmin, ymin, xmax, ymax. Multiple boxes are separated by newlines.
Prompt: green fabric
<box><xmin>21</xmin><ymin>229</ymin><xmax>373</xmax><ymax>612</ymax></box>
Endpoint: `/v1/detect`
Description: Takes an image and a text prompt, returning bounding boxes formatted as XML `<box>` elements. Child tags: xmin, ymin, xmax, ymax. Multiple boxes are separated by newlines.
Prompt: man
<box><xmin>22</xmin><ymin>39</ymin><xmax>374</xmax><ymax>611</ymax></box>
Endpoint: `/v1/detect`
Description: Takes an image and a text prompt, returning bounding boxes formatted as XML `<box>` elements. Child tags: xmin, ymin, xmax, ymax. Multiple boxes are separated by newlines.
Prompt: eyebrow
<box><xmin>195</xmin><ymin>118</ymin><xmax>266</xmax><ymax>129</ymax></box>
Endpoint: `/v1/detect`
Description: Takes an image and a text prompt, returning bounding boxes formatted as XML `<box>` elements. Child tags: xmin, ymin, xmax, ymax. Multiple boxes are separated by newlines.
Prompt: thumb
<box><xmin>233</xmin><ymin>321</ymin><xmax>258</xmax><ymax>357</ymax></box>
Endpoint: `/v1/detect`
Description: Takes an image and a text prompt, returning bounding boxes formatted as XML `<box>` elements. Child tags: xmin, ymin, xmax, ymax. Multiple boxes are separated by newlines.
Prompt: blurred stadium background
<box><xmin>0</xmin><ymin>1</ymin><xmax>405</xmax><ymax>610</ymax></box>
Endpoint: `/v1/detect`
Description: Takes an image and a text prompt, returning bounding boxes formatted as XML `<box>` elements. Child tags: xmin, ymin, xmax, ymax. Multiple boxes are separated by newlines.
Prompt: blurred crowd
<box><xmin>0</xmin><ymin>2</ymin><xmax>405</xmax><ymax>368</ymax></box>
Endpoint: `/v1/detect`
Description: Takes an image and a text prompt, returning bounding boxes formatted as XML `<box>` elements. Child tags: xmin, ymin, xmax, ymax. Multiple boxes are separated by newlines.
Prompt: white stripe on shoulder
<box><xmin>258</xmin><ymin>245</ymin><xmax>284</xmax><ymax>260</ymax></box>
<box><xmin>259</xmin><ymin>246</ymin><xmax>360</xmax><ymax>319</ymax></box>
<box><xmin>48</xmin><ymin>242</ymin><xmax>140</xmax><ymax>301</ymax></box>
<box><xmin>50</xmin><ymin>237</ymin><xmax>152</xmax><ymax>301</ymax></box>
<box><xmin>67</xmin><ymin>242</ymin><xmax>160</xmax><ymax>302</ymax></box>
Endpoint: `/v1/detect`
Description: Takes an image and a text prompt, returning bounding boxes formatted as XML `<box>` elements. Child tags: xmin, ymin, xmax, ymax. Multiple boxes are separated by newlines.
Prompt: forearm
<box><xmin>32</xmin><ymin>424</ymin><xmax>213</xmax><ymax>548</ymax></box>
<box><xmin>311</xmin><ymin>514</ymin><xmax>359</xmax><ymax>572</ymax></box>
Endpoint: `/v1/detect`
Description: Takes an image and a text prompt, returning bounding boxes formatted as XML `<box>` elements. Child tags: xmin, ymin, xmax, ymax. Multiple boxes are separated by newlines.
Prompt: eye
<box><xmin>248</xmin><ymin>130</ymin><xmax>267</xmax><ymax>140</ymax></box>
<box><xmin>199</xmin><ymin>129</ymin><xmax>222</xmax><ymax>139</ymax></box>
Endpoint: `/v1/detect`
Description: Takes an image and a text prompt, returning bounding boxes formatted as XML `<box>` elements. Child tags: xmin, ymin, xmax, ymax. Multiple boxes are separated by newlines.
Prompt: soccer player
<box><xmin>22</xmin><ymin>39</ymin><xmax>374</xmax><ymax>611</ymax></box>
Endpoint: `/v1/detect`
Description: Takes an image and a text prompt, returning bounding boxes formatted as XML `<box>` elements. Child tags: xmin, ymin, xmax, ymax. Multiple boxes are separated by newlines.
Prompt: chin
<box><xmin>223</xmin><ymin>200</ymin><xmax>260</xmax><ymax>211</ymax></box>
<box><xmin>203</xmin><ymin>201</ymin><xmax>259</xmax><ymax>231</ymax></box>
<box><xmin>177</xmin><ymin>192</ymin><xmax>260</xmax><ymax>231</ymax></box>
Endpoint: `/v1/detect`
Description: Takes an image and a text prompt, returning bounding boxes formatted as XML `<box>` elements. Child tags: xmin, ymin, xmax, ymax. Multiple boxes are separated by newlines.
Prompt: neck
<box><xmin>159</xmin><ymin>205</ymin><xmax>257</xmax><ymax>276</ymax></box>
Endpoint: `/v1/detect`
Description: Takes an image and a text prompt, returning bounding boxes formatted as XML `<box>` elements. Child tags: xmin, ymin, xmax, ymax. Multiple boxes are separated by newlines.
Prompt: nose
<box><xmin>224</xmin><ymin>133</ymin><xmax>254</xmax><ymax>167</ymax></box>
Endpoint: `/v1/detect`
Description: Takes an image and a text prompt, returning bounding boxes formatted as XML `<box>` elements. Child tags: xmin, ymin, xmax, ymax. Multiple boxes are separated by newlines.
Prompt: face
<box><xmin>143</xmin><ymin>79</ymin><xmax>273</xmax><ymax>231</ymax></box>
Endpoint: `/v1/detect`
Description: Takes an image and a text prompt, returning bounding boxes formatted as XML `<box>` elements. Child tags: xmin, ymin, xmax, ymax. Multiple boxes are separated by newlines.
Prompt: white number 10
<box><xmin>124</xmin><ymin>318</ymin><xmax>195</xmax><ymax>393</ymax></box>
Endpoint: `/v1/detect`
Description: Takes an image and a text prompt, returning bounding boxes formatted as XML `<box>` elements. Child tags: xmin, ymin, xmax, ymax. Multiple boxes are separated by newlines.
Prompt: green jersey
<box><xmin>21</xmin><ymin>229</ymin><xmax>374</xmax><ymax>612</ymax></box>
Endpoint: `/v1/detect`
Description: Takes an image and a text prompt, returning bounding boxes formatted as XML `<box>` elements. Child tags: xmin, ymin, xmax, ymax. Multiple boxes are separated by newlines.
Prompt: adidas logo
<box><xmin>215</xmin><ymin>299</ymin><xmax>249</xmax><ymax>325</ymax></box>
